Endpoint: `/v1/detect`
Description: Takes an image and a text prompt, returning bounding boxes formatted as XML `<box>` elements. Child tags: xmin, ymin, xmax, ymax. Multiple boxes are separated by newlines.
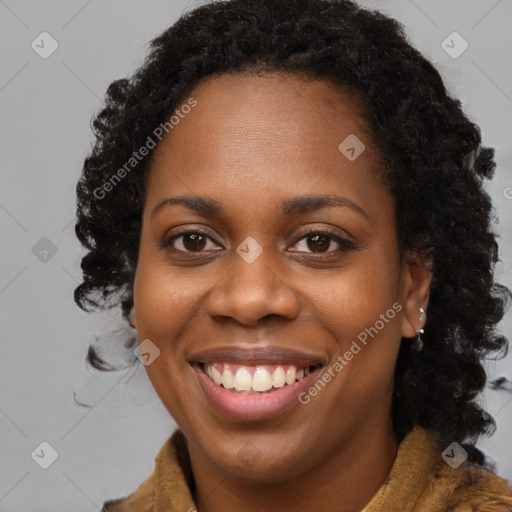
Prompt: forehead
<box><xmin>147</xmin><ymin>71</ymin><xmax>379</xmax><ymax>186</ymax></box>
<box><xmin>184</xmin><ymin>70</ymin><xmax>370</xmax><ymax>143</ymax></box>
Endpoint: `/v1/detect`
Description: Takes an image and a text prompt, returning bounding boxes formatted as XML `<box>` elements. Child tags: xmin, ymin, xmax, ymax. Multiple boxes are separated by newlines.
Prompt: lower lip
<box><xmin>193</xmin><ymin>364</ymin><xmax>321</xmax><ymax>421</ymax></box>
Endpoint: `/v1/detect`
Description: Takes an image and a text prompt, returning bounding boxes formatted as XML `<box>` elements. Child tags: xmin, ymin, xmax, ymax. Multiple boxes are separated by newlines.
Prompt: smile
<box><xmin>202</xmin><ymin>362</ymin><xmax>320</xmax><ymax>393</ymax></box>
<box><xmin>192</xmin><ymin>362</ymin><xmax>324</xmax><ymax>421</ymax></box>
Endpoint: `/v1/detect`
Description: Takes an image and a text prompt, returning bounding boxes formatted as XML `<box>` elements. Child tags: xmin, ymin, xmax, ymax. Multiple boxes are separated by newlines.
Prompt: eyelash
<box><xmin>161</xmin><ymin>227</ymin><xmax>356</xmax><ymax>256</ymax></box>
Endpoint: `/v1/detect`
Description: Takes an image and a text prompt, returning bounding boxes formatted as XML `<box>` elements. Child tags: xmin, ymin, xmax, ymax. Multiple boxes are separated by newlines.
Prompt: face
<box><xmin>131</xmin><ymin>72</ymin><xmax>430</xmax><ymax>482</ymax></box>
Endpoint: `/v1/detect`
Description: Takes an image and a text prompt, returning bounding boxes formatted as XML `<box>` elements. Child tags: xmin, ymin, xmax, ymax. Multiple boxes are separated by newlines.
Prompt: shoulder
<box><xmin>99</xmin><ymin>429</ymin><xmax>193</xmax><ymax>512</ymax></box>
<box><xmin>412</xmin><ymin>430</ymin><xmax>512</xmax><ymax>511</ymax></box>
<box><xmin>436</xmin><ymin>461</ymin><xmax>512</xmax><ymax>511</ymax></box>
<box><xmin>100</xmin><ymin>472</ymin><xmax>155</xmax><ymax>512</ymax></box>
<box><xmin>363</xmin><ymin>427</ymin><xmax>512</xmax><ymax>512</ymax></box>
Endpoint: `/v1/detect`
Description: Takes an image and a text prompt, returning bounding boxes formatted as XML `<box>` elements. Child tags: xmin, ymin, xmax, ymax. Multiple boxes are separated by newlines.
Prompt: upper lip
<box><xmin>189</xmin><ymin>345</ymin><xmax>326</xmax><ymax>367</ymax></box>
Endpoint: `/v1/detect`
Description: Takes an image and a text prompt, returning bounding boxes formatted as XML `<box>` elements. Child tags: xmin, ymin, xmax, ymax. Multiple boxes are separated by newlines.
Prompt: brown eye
<box><xmin>290</xmin><ymin>230</ymin><xmax>355</xmax><ymax>254</ymax></box>
<box><xmin>165</xmin><ymin>231</ymin><xmax>222</xmax><ymax>253</ymax></box>
<box><xmin>307</xmin><ymin>234</ymin><xmax>331</xmax><ymax>252</ymax></box>
<box><xmin>181</xmin><ymin>233</ymin><xmax>207</xmax><ymax>251</ymax></box>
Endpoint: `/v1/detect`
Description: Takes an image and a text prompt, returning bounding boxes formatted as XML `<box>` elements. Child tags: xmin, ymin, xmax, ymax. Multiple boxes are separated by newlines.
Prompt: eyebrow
<box><xmin>150</xmin><ymin>194</ymin><xmax>369</xmax><ymax>221</ymax></box>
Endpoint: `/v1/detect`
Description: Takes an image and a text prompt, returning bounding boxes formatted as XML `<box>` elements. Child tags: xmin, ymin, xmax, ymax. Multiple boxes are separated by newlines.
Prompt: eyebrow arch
<box><xmin>151</xmin><ymin>193</ymin><xmax>369</xmax><ymax>221</ymax></box>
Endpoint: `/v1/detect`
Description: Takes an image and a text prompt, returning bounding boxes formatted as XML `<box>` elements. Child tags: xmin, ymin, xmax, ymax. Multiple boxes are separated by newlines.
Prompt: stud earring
<box><xmin>412</xmin><ymin>307</ymin><xmax>426</xmax><ymax>352</ymax></box>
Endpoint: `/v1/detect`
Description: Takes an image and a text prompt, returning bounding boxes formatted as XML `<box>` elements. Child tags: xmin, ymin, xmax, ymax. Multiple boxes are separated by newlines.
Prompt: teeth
<box><xmin>285</xmin><ymin>366</ymin><xmax>296</xmax><ymax>385</ymax></box>
<box><xmin>252</xmin><ymin>367</ymin><xmax>272</xmax><ymax>392</ymax></box>
<box><xmin>204</xmin><ymin>363</ymin><xmax>316</xmax><ymax>392</ymax></box>
<box><xmin>221</xmin><ymin>365</ymin><xmax>235</xmax><ymax>389</ymax></box>
<box><xmin>272</xmin><ymin>366</ymin><xmax>286</xmax><ymax>388</ymax></box>
<box><xmin>211</xmin><ymin>366</ymin><xmax>222</xmax><ymax>385</ymax></box>
<box><xmin>234</xmin><ymin>367</ymin><xmax>252</xmax><ymax>391</ymax></box>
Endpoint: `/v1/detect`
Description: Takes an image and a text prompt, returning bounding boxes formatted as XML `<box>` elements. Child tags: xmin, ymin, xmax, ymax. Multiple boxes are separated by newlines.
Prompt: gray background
<box><xmin>1</xmin><ymin>0</ymin><xmax>511</xmax><ymax>510</ymax></box>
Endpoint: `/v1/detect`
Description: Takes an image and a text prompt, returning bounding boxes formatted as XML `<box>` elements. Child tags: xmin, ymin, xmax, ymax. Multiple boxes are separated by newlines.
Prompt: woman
<box><xmin>74</xmin><ymin>0</ymin><xmax>512</xmax><ymax>510</ymax></box>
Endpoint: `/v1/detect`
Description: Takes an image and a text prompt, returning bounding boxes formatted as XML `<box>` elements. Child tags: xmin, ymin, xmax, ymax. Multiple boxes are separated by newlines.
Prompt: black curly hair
<box><xmin>74</xmin><ymin>0</ymin><xmax>511</xmax><ymax>464</ymax></box>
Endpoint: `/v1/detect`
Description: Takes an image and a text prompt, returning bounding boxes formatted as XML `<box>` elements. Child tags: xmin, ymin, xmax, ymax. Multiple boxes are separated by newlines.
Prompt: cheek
<box><xmin>133</xmin><ymin>260</ymin><xmax>208</xmax><ymax>340</ymax></box>
<box><xmin>298</xmin><ymin>256</ymin><xmax>400</xmax><ymax>337</ymax></box>
<box><xmin>298</xmin><ymin>256</ymin><xmax>402</xmax><ymax>398</ymax></box>
<box><xmin>131</xmin><ymin>262</ymin><xmax>207</xmax><ymax>401</ymax></box>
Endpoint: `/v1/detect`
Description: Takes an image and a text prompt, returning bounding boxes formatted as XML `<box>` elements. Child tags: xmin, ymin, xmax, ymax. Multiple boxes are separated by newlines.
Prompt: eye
<box><xmin>163</xmin><ymin>231</ymin><xmax>222</xmax><ymax>253</ymax></box>
<box><xmin>289</xmin><ymin>229</ymin><xmax>355</xmax><ymax>254</ymax></box>
<box><xmin>162</xmin><ymin>228</ymin><xmax>356</xmax><ymax>255</ymax></box>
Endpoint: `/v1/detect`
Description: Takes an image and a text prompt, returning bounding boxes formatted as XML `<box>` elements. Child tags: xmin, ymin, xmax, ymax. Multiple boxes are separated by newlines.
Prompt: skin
<box><xmin>130</xmin><ymin>72</ymin><xmax>432</xmax><ymax>512</ymax></box>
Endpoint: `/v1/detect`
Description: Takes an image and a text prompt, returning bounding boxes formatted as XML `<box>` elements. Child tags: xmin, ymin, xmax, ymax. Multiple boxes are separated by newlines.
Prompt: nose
<box><xmin>205</xmin><ymin>245</ymin><xmax>301</xmax><ymax>326</ymax></box>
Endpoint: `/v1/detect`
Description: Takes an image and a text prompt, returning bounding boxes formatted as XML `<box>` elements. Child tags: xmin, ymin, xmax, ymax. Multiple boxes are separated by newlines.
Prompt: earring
<box><xmin>411</xmin><ymin>307</ymin><xmax>426</xmax><ymax>352</ymax></box>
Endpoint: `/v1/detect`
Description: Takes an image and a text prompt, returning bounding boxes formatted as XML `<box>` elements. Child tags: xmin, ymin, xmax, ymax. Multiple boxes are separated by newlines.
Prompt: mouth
<box><xmin>198</xmin><ymin>362</ymin><xmax>323</xmax><ymax>394</ymax></box>
<box><xmin>189</xmin><ymin>347</ymin><xmax>326</xmax><ymax>421</ymax></box>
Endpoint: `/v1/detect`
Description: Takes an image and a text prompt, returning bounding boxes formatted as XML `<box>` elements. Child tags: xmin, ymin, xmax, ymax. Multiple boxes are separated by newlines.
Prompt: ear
<box><xmin>129</xmin><ymin>308</ymin><xmax>137</xmax><ymax>329</ymax></box>
<box><xmin>400</xmin><ymin>251</ymin><xmax>432</xmax><ymax>339</ymax></box>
